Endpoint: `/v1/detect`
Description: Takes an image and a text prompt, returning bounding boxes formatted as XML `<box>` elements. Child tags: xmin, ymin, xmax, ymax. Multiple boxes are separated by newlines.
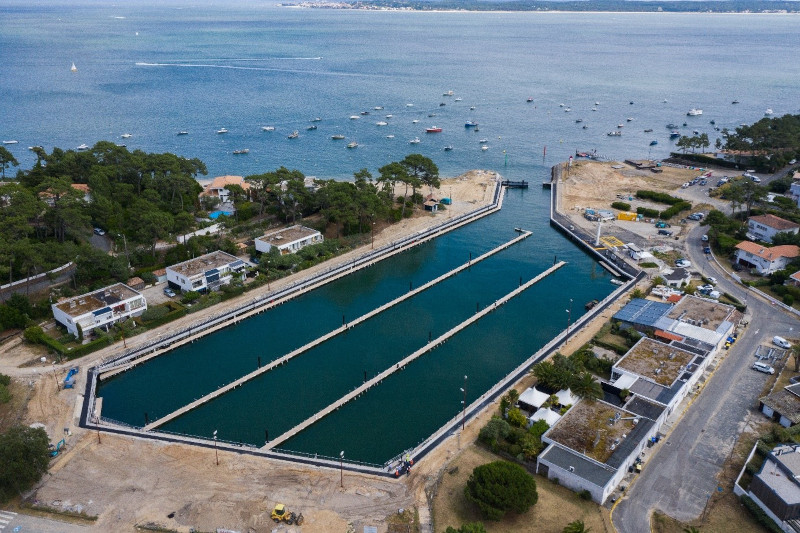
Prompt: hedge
<box><xmin>592</xmin><ymin>339</ymin><xmax>630</xmax><ymax>355</ymax></box>
<box><xmin>66</xmin><ymin>335</ymin><xmax>115</xmax><ymax>360</ymax></box>
<box><xmin>659</xmin><ymin>201</ymin><xmax>692</xmax><ymax>220</ymax></box>
<box><xmin>611</xmin><ymin>201</ymin><xmax>631</xmax><ymax>211</ymax></box>
<box><xmin>636</xmin><ymin>190</ymin><xmax>684</xmax><ymax>206</ymax></box>
<box><xmin>636</xmin><ymin>207</ymin><xmax>660</xmax><ymax>218</ymax></box>
<box><xmin>739</xmin><ymin>495</ymin><xmax>783</xmax><ymax>533</ymax></box>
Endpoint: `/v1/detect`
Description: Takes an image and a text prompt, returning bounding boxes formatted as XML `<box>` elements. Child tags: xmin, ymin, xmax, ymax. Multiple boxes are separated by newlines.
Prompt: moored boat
<box><xmin>121</xmin><ymin>133</ymin><xmax>132</xmax><ymax>139</ymax></box>
<box><xmin>216</xmin><ymin>128</ymin><xmax>228</xmax><ymax>134</ymax></box>
<box><xmin>76</xmin><ymin>143</ymin><xmax>89</xmax><ymax>150</ymax></box>
<box><xmin>261</xmin><ymin>126</ymin><xmax>275</xmax><ymax>131</ymax></box>
<box><xmin>347</xmin><ymin>141</ymin><xmax>358</xmax><ymax>149</ymax></box>
<box><xmin>376</xmin><ymin>121</ymin><xmax>388</xmax><ymax>126</ymax></box>
<box><xmin>331</xmin><ymin>134</ymin><xmax>345</xmax><ymax>140</ymax></box>
<box><xmin>306</xmin><ymin>125</ymin><xmax>317</xmax><ymax>130</ymax></box>
<box><xmin>233</xmin><ymin>149</ymin><xmax>249</xmax><ymax>154</ymax></box>
<box><xmin>177</xmin><ymin>131</ymin><xmax>189</xmax><ymax>135</ymax></box>
<box><xmin>288</xmin><ymin>131</ymin><xmax>299</xmax><ymax>139</ymax></box>
<box><xmin>409</xmin><ymin>137</ymin><xmax>420</xmax><ymax>144</ymax></box>
<box><xmin>465</xmin><ymin>121</ymin><xmax>478</xmax><ymax>128</ymax></box>
<box><xmin>2</xmin><ymin>140</ymin><xmax>19</xmax><ymax>145</ymax></box>
<box><xmin>443</xmin><ymin>145</ymin><xmax>453</xmax><ymax>151</ymax></box>
<box><xmin>650</xmin><ymin>140</ymin><xmax>658</xmax><ymax>146</ymax></box>
<box><xmin>670</xmin><ymin>131</ymin><xmax>680</xmax><ymax>138</ymax></box>
<box><xmin>425</xmin><ymin>127</ymin><xmax>442</xmax><ymax>133</ymax></box>
<box><xmin>687</xmin><ymin>108</ymin><xmax>703</xmax><ymax>116</ymax></box>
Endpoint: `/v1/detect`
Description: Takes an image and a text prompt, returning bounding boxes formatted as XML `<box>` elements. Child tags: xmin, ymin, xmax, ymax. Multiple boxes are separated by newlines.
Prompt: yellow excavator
<box><xmin>271</xmin><ymin>503</ymin><xmax>304</xmax><ymax>525</ymax></box>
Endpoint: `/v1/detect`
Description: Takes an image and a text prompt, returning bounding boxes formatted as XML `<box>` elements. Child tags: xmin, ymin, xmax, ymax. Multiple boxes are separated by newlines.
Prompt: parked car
<box><xmin>773</xmin><ymin>336</ymin><xmax>792</xmax><ymax>349</ymax></box>
<box><xmin>675</xmin><ymin>259</ymin><xmax>691</xmax><ymax>268</ymax></box>
<box><xmin>707</xmin><ymin>276</ymin><xmax>717</xmax><ymax>285</ymax></box>
<box><xmin>163</xmin><ymin>287</ymin><xmax>177</xmax><ymax>298</ymax></box>
<box><xmin>93</xmin><ymin>227</ymin><xmax>106</xmax><ymax>236</ymax></box>
<box><xmin>658</xmin><ymin>229</ymin><xmax>673</xmax><ymax>236</ymax></box>
<box><xmin>752</xmin><ymin>362</ymin><xmax>775</xmax><ymax>375</ymax></box>
<box><xmin>701</xmin><ymin>234</ymin><xmax>709</xmax><ymax>242</ymax></box>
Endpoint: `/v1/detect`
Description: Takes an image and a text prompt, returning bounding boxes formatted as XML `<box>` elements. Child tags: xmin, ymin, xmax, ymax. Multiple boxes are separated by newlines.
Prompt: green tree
<box><xmin>401</xmin><ymin>153</ymin><xmax>439</xmax><ymax>201</ymax></box>
<box><xmin>563</xmin><ymin>520</ymin><xmax>591</xmax><ymax>533</ymax></box>
<box><xmin>464</xmin><ymin>461</ymin><xmax>538</xmax><ymax>520</ymax></box>
<box><xmin>570</xmin><ymin>372</ymin><xmax>603</xmax><ymax>401</ymax></box>
<box><xmin>445</xmin><ymin>522</ymin><xmax>487</xmax><ymax>533</ymax></box>
<box><xmin>0</xmin><ymin>425</ymin><xmax>51</xmax><ymax>501</ymax></box>
<box><xmin>0</xmin><ymin>146</ymin><xmax>19</xmax><ymax>180</ymax></box>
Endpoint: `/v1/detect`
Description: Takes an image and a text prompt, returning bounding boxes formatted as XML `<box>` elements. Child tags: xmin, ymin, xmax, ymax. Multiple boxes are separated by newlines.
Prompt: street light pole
<box><xmin>566</xmin><ymin>298</ymin><xmax>573</xmax><ymax>331</ymax></box>
<box><xmin>213</xmin><ymin>430</ymin><xmax>219</xmax><ymax>466</ymax></box>
<box><xmin>339</xmin><ymin>450</ymin><xmax>344</xmax><ymax>488</ymax></box>
<box><xmin>461</xmin><ymin>375</ymin><xmax>468</xmax><ymax>431</ymax></box>
<box><xmin>371</xmin><ymin>221</ymin><xmax>376</xmax><ymax>249</ymax></box>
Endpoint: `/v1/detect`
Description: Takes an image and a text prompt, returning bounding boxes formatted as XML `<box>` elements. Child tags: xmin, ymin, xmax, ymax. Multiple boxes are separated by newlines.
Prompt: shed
<box><xmin>424</xmin><ymin>199</ymin><xmax>439</xmax><ymax>212</ymax></box>
<box><xmin>126</xmin><ymin>276</ymin><xmax>145</xmax><ymax>290</ymax></box>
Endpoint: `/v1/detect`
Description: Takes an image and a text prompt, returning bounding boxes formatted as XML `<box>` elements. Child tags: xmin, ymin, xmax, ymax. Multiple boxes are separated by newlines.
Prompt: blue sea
<box><xmin>2</xmin><ymin>2</ymin><xmax>799</xmax><ymax>182</ymax></box>
<box><xmin>5</xmin><ymin>2</ymin><xmax>800</xmax><ymax>462</ymax></box>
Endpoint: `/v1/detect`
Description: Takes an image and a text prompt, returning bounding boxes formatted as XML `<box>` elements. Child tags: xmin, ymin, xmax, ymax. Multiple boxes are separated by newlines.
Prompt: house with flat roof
<box><xmin>255</xmin><ymin>225</ymin><xmax>323</xmax><ymax>255</ymax></box>
<box><xmin>614</xmin><ymin>296</ymin><xmax>737</xmax><ymax>352</ymax></box>
<box><xmin>536</xmin><ymin>399</ymin><xmax>661</xmax><ymax>503</ymax></box>
<box><xmin>52</xmin><ymin>282</ymin><xmax>146</xmax><ymax>337</ymax></box>
<box><xmin>166</xmin><ymin>250</ymin><xmax>246</xmax><ymax>293</ymax></box>
<box><xmin>745</xmin><ymin>444</ymin><xmax>800</xmax><ymax>530</ymax></box>
<box><xmin>734</xmin><ymin>241</ymin><xmax>800</xmax><ymax>276</ymax></box>
<box><xmin>748</xmin><ymin>214</ymin><xmax>800</xmax><ymax>244</ymax></box>
<box><xmin>761</xmin><ymin>383</ymin><xmax>800</xmax><ymax>428</ymax></box>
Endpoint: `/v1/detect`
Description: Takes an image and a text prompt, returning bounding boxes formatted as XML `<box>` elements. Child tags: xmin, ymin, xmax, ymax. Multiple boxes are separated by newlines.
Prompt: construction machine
<box><xmin>271</xmin><ymin>503</ymin><xmax>304</xmax><ymax>525</ymax></box>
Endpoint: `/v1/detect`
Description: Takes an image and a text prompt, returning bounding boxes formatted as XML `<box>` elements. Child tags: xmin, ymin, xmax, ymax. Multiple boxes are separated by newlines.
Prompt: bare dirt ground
<box><xmin>1</xmin><ymin>169</ymin><xmax>506</xmax><ymax>533</ymax></box>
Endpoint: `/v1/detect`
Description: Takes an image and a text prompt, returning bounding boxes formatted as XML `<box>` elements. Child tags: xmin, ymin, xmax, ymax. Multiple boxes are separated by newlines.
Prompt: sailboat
<box><xmin>70</xmin><ymin>62</ymin><xmax>77</xmax><ymax>73</ymax></box>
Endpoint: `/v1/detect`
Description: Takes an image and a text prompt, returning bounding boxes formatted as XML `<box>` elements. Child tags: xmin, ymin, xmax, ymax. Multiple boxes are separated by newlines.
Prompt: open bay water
<box><xmin>4</xmin><ymin>2</ymin><xmax>800</xmax><ymax>461</ymax></box>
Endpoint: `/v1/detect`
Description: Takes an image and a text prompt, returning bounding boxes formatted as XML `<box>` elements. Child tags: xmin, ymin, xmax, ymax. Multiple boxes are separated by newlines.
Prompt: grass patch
<box><xmin>386</xmin><ymin>507</ymin><xmax>420</xmax><ymax>533</ymax></box>
<box><xmin>0</xmin><ymin>379</ymin><xmax>31</xmax><ymax>433</ymax></box>
<box><xmin>431</xmin><ymin>445</ymin><xmax>610</xmax><ymax>533</ymax></box>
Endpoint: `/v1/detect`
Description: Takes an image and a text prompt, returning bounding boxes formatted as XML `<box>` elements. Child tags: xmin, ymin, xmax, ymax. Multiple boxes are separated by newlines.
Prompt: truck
<box><xmin>272</xmin><ymin>504</ymin><xmax>304</xmax><ymax>525</ymax></box>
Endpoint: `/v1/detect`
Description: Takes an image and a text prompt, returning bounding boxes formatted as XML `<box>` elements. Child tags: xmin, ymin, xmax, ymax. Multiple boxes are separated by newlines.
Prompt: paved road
<box><xmin>613</xmin><ymin>223</ymin><xmax>800</xmax><ymax>532</ymax></box>
<box><xmin>0</xmin><ymin>510</ymin><xmax>89</xmax><ymax>533</ymax></box>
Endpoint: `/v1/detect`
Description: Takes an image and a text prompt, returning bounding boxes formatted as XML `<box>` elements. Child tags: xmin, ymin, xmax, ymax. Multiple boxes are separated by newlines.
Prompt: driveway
<box><xmin>612</xmin><ymin>223</ymin><xmax>800</xmax><ymax>531</ymax></box>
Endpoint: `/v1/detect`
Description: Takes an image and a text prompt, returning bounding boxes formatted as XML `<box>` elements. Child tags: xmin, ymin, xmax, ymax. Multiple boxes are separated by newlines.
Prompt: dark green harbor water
<box><xmin>98</xmin><ymin>186</ymin><xmax>615</xmax><ymax>463</ymax></box>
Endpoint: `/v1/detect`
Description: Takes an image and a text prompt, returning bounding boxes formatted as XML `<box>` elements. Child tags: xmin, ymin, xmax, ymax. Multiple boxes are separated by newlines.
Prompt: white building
<box><xmin>52</xmin><ymin>283</ymin><xmax>146</xmax><ymax>337</ymax></box>
<box><xmin>200</xmin><ymin>175</ymin><xmax>250</xmax><ymax>203</ymax></box>
<box><xmin>166</xmin><ymin>250</ymin><xmax>246</xmax><ymax>293</ymax></box>
<box><xmin>255</xmin><ymin>225</ymin><xmax>323</xmax><ymax>255</ymax></box>
<box><xmin>734</xmin><ymin>241</ymin><xmax>800</xmax><ymax>275</ymax></box>
<box><xmin>747</xmin><ymin>214</ymin><xmax>800</xmax><ymax>244</ymax></box>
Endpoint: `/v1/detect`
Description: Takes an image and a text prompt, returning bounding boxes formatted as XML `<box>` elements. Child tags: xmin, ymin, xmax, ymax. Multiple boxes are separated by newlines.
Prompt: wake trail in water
<box><xmin>134</xmin><ymin>61</ymin><xmax>386</xmax><ymax>78</ymax></box>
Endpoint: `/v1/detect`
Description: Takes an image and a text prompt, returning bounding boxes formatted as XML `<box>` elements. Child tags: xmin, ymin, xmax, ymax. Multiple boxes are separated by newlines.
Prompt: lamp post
<box><xmin>461</xmin><ymin>375</ymin><xmax>468</xmax><ymax>431</ymax></box>
<box><xmin>213</xmin><ymin>430</ymin><xmax>219</xmax><ymax>466</ymax></box>
<box><xmin>566</xmin><ymin>298</ymin><xmax>573</xmax><ymax>331</ymax></box>
<box><xmin>371</xmin><ymin>221</ymin><xmax>376</xmax><ymax>249</ymax></box>
<box><xmin>339</xmin><ymin>450</ymin><xmax>344</xmax><ymax>488</ymax></box>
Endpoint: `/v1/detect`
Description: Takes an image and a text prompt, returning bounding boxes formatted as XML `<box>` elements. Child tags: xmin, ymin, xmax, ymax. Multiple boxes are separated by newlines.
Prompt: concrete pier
<box><xmin>260</xmin><ymin>260</ymin><xmax>566</xmax><ymax>451</ymax></box>
<box><xmin>139</xmin><ymin>230</ymin><xmax>532</xmax><ymax>432</ymax></box>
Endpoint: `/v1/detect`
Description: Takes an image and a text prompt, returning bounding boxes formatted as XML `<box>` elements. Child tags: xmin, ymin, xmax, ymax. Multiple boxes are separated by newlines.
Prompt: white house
<box><xmin>255</xmin><ymin>225</ymin><xmax>323</xmax><ymax>255</ymax></box>
<box><xmin>747</xmin><ymin>214</ymin><xmax>800</xmax><ymax>244</ymax></box>
<box><xmin>166</xmin><ymin>250</ymin><xmax>246</xmax><ymax>293</ymax></box>
<box><xmin>52</xmin><ymin>282</ymin><xmax>146</xmax><ymax>337</ymax></box>
<box><xmin>734</xmin><ymin>241</ymin><xmax>800</xmax><ymax>275</ymax></box>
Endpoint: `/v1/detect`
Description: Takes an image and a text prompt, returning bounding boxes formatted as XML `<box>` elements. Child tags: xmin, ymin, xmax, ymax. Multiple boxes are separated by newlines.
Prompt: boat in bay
<box><xmin>71</xmin><ymin>62</ymin><xmax>77</xmax><ymax>72</ymax></box>
<box><xmin>650</xmin><ymin>140</ymin><xmax>658</xmax><ymax>146</ymax></box>
<box><xmin>331</xmin><ymin>134</ymin><xmax>345</xmax><ymax>140</ymax></box>
<box><xmin>306</xmin><ymin>125</ymin><xmax>317</xmax><ymax>130</ymax></box>
<box><xmin>347</xmin><ymin>141</ymin><xmax>358</xmax><ymax>149</ymax></box>
<box><xmin>77</xmin><ymin>143</ymin><xmax>89</xmax><ymax>150</ymax></box>
<box><xmin>288</xmin><ymin>131</ymin><xmax>299</xmax><ymax>139</ymax></box>
<box><xmin>2</xmin><ymin>140</ymin><xmax>19</xmax><ymax>145</ymax></box>
<box><xmin>687</xmin><ymin>108</ymin><xmax>703</xmax><ymax>116</ymax></box>
<box><xmin>465</xmin><ymin>121</ymin><xmax>478</xmax><ymax>128</ymax></box>
<box><xmin>261</xmin><ymin>126</ymin><xmax>275</xmax><ymax>131</ymax></box>
<box><xmin>121</xmin><ymin>133</ymin><xmax>132</xmax><ymax>139</ymax></box>
<box><xmin>216</xmin><ymin>128</ymin><xmax>228</xmax><ymax>134</ymax></box>
<box><xmin>233</xmin><ymin>149</ymin><xmax>249</xmax><ymax>154</ymax></box>
<box><xmin>376</xmin><ymin>121</ymin><xmax>388</xmax><ymax>126</ymax></box>
<box><xmin>425</xmin><ymin>127</ymin><xmax>442</xmax><ymax>133</ymax></box>
<box><xmin>177</xmin><ymin>131</ymin><xmax>189</xmax><ymax>135</ymax></box>
<box><xmin>409</xmin><ymin>137</ymin><xmax>420</xmax><ymax>144</ymax></box>
<box><xmin>443</xmin><ymin>145</ymin><xmax>453</xmax><ymax>151</ymax></box>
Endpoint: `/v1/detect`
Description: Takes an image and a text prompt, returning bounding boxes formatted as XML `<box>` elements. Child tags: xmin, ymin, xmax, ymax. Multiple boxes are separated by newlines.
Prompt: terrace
<box><xmin>615</xmin><ymin>337</ymin><xmax>695</xmax><ymax>387</ymax></box>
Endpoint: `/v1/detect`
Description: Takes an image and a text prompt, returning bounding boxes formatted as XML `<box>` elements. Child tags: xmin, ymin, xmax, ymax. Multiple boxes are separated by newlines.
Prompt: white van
<box><xmin>752</xmin><ymin>362</ymin><xmax>775</xmax><ymax>375</ymax></box>
<box><xmin>773</xmin><ymin>336</ymin><xmax>792</xmax><ymax>349</ymax></box>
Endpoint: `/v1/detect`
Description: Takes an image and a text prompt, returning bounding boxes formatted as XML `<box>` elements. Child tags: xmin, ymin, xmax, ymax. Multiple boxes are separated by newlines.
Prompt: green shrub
<box><xmin>660</xmin><ymin>201</ymin><xmax>692</xmax><ymax>220</ymax></box>
<box><xmin>0</xmin><ymin>374</ymin><xmax>10</xmax><ymax>387</ymax></box>
<box><xmin>141</xmin><ymin>306</ymin><xmax>169</xmax><ymax>322</ymax></box>
<box><xmin>636</xmin><ymin>190</ymin><xmax>685</xmax><ymax>205</ymax></box>
<box><xmin>611</xmin><ymin>201</ymin><xmax>631</xmax><ymax>211</ymax></box>
<box><xmin>578</xmin><ymin>489</ymin><xmax>592</xmax><ymax>500</ymax></box>
<box><xmin>784</xmin><ymin>294</ymin><xmax>795</xmax><ymax>306</ymax></box>
<box><xmin>636</xmin><ymin>207</ymin><xmax>660</xmax><ymax>218</ymax></box>
<box><xmin>640</xmin><ymin>262</ymin><xmax>658</xmax><ymax>268</ymax></box>
<box><xmin>739</xmin><ymin>495</ymin><xmax>783</xmax><ymax>533</ymax></box>
<box><xmin>0</xmin><ymin>384</ymin><xmax>10</xmax><ymax>404</ymax></box>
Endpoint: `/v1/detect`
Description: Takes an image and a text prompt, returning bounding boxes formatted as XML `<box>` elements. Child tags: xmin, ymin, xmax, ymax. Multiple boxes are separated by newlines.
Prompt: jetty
<box><xmin>501</xmin><ymin>180</ymin><xmax>528</xmax><ymax>188</ymax></box>
<box><xmin>260</xmin><ymin>260</ymin><xmax>566</xmax><ymax>451</ymax></box>
<box><xmin>139</xmin><ymin>230</ymin><xmax>533</xmax><ymax>432</ymax></box>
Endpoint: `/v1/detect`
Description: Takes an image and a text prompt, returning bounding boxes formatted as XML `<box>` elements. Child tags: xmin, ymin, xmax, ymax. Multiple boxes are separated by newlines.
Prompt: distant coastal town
<box><xmin>281</xmin><ymin>0</ymin><xmax>800</xmax><ymax>12</ymax></box>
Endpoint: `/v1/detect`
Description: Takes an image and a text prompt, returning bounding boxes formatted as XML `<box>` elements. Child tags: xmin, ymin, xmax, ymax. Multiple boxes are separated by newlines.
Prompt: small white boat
<box><xmin>765</xmin><ymin>108</ymin><xmax>774</xmax><ymax>116</ymax></box>
<box><xmin>385</xmin><ymin>114</ymin><xmax>393</xmax><ymax>119</ymax></box>
<box><xmin>406</xmin><ymin>103</ymin><xmax>414</xmax><ymax>107</ymax></box>
<box><xmin>564</xmin><ymin>107</ymin><xmax>571</xmax><ymax>112</ymax></box>
<box><xmin>374</xmin><ymin>106</ymin><xmax>383</xmax><ymax>110</ymax></box>
<box><xmin>71</xmin><ymin>62</ymin><xmax>77</xmax><ymax>72</ymax></box>
<box><xmin>349</xmin><ymin>115</ymin><xmax>360</xmax><ymax>120</ymax></box>
<box><xmin>470</xmin><ymin>106</ymin><xmax>476</xmax><ymax>110</ymax></box>
<box><xmin>607</xmin><ymin>131</ymin><xmax>622</xmax><ymax>137</ymax></box>
<box><xmin>409</xmin><ymin>137</ymin><xmax>420</xmax><ymax>144</ymax></box>
<box><xmin>617</xmin><ymin>124</ymin><xmax>624</xmax><ymax>128</ymax></box>
<box><xmin>443</xmin><ymin>90</ymin><xmax>454</xmax><ymax>96</ymax></box>
<box><xmin>376</xmin><ymin>121</ymin><xmax>388</xmax><ymax>126</ymax></box>
<box><xmin>347</xmin><ymin>141</ymin><xmax>358</xmax><ymax>149</ymax></box>
<box><xmin>28</xmin><ymin>145</ymin><xmax>42</xmax><ymax>151</ymax></box>
<box><xmin>412</xmin><ymin>119</ymin><xmax>419</xmax><ymax>124</ymax></box>
<box><xmin>331</xmin><ymin>134</ymin><xmax>345</xmax><ymax>140</ymax></box>
<box><xmin>232</xmin><ymin>149</ymin><xmax>249</xmax><ymax>154</ymax></box>
<box><xmin>610</xmin><ymin>279</ymin><xmax>624</xmax><ymax>286</ymax></box>
<box><xmin>591</xmin><ymin>107</ymin><xmax>598</xmax><ymax>112</ymax></box>
<box><xmin>121</xmin><ymin>133</ymin><xmax>132</xmax><ymax>139</ymax></box>
<box><xmin>177</xmin><ymin>131</ymin><xmax>189</xmax><ymax>135</ymax></box>
<box><xmin>311</xmin><ymin>117</ymin><xmax>322</xmax><ymax>122</ymax></box>
<box><xmin>595</xmin><ymin>101</ymin><xmax>600</xmax><ymax>105</ymax></box>
<box><xmin>2</xmin><ymin>140</ymin><xmax>19</xmax><ymax>145</ymax></box>
<box><xmin>455</xmin><ymin>97</ymin><xmax>462</xmax><ymax>102</ymax></box>
<box><xmin>626</xmin><ymin>117</ymin><xmax>634</xmax><ymax>122</ymax></box>
<box><xmin>559</xmin><ymin>103</ymin><xmax>565</xmax><ymax>107</ymax></box>
<box><xmin>443</xmin><ymin>145</ymin><xmax>453</xmax><ymax>151</ymax></box>
<box><xmin>288</xmin><ymin>131</ymin><xmax>299</xmax><ymax>139</ymax></box>
<box><xmin>217</xmin><ymin>128</ymin><xmax>228</xmax><ymax>134</ymax></box>
<box><xmin>76</xmin><ymin>143</ymin><xmax>89</xmax><ymax>150</ymax></box>
<box><xmin>479</xmin><ymin>138</ymin><xmax>488</xmax><ymax>144</ymax></box>
<box><xmin>261</xmin><ymin>126</ymin><xmax>275</xmax><ymax>131</ymax></box>
<box><xmin>386</xmin><ymin>135</ymin><xmax>395</xmax><ymax>139</ymax></box>
<box><xmin>481</xmin><ymin>145</ymin><xmax>489</xmax><ymax>151</ymax></box>
<box><xmin>687</xmin><ymin>108</ymin><xmax>703</xmax><ymax>116</ymax></box>
<box><xmin>116</xmin><ymin>143</ymin><xmax>126</xmax><ymax>148</ymax></box>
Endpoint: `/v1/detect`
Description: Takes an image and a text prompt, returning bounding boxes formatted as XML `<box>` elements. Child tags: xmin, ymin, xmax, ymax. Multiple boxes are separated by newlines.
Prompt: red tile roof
<box><xmin>749</xmin><ymin>214</ymin><xmax>800</xmax><ymax>231</ymax></box>
<box><xmin>735</xmin><ymin>241</ymin><xmax>800</xmax><ymax>260</ymax></box>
